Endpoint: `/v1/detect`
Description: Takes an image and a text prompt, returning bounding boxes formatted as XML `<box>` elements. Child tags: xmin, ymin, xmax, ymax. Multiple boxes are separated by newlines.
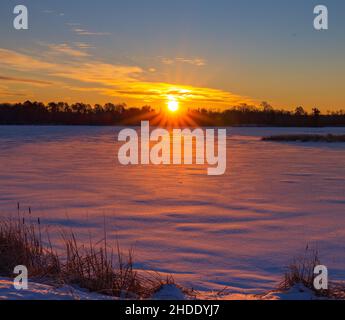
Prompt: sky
<box><xmin>0</xmin><ymin>0</ymin><xmax>344</xmax><ymax>111</ymax></box>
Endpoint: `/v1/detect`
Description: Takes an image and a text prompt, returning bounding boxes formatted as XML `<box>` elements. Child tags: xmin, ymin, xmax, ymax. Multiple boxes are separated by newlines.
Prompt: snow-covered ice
<box><xmin>0</xmin><ymin>126</ymin><xmax>344</xmax><ymax>297</ymax></box>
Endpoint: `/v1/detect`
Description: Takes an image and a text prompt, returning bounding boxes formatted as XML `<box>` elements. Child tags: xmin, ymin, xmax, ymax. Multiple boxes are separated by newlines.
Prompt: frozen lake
<box><xmin>0</xmin><ymin>126</ymin><xmax>344</xmax><ymax>294</ymax></box>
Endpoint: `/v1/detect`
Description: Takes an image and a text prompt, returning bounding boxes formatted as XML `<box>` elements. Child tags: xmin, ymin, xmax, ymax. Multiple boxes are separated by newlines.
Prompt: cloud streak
<box><xmin>0</xmin><ymin>76</ymin><xmax>52</xmax><ymax>86</ymax></box>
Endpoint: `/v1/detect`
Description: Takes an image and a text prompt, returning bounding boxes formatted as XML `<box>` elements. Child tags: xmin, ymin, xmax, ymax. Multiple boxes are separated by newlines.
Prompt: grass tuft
<box><xmin>279</xmin><ymin>247</ymin><xmax>345</xmax><ymax>299</ymax></box>
<box><xmin>279</xmin><ymin>248</ymin><xmax>321</xmax><ymax>292</ymax></box>
<box><xmin>0</xmin><ymin>211</ymin><xmax>180</xmax><ymax>299</ymax></box>
<box><xmin>0</xmin><ymin>217</ymin><xmax>60</xmax><ymax>280</ymax></box>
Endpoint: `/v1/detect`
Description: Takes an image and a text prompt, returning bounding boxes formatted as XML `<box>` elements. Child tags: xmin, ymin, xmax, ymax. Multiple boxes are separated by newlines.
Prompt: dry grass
<box><xmin>279</xmin><ymin>247</ymin><xmax>345</xmax><ymax>299</ymax></box>
<box><xmin>263</xmin><ymin>134</ymin><xmax>345</xmax><ymax>143</ymax></box>
<box><xmin>2</xmin><ymin>208</ymin><xmax>343</xmax><ymax>300</ymax></box>
<box><xmin>0</xmin><ymin>216</ymin><xmax>60</xmax><ymax>280</ymax></box>
<box><xmin>279</xmin><ymin>248</ymin><xmax>321</xmax><ymax>292</ymax></box>
<box><xmin>62</xmin><ymin>235</ymin><xmax>162</xmax><ymax>299</ymax></box>
<box><xmin>0</xmin><ymin>206</ymin><xmax>179</xmax><ymax>299</ymax></box>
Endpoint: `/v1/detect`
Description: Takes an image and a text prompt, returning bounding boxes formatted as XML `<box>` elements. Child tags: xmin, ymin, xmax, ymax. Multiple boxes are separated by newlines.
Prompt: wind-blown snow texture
<box><xmin>0</xmin><ymin>126</ymin><xmax>344</xmax><ymax>295</ymax></box>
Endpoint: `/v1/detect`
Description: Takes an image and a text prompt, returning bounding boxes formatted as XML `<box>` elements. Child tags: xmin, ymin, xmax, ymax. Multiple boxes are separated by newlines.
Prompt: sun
<box><xmin>167</xmin><ymin>97</ymin><xmax>179</xmax><ymax>113</ymax></box>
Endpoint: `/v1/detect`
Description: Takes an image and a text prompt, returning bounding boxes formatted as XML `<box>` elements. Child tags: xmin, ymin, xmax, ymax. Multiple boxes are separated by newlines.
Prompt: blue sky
<box><xmin>0</xmin><ymin>0</ymin><xmax>344</xmax><ymax>110</ymax></box>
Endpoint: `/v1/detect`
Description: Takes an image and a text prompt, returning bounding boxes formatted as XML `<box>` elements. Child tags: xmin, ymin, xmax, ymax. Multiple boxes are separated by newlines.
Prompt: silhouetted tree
<box><xmin>1</xmin><ymin>101</ymin><xmax>345</xmax><ymax>126</ymax></box>
<box><xmin>260</xmin><ymin>101</ymin><xmax>273</xmax><ymax>113</ymax></box>
<box><xmin>295</xmin><ymin>106</ymin><xmax>307</xmax><ymax>116</ymax></box>
<box><xmin>312</xmin><ymin>108</ymin><xmax>321</xmax><ymax>117</ymax></box>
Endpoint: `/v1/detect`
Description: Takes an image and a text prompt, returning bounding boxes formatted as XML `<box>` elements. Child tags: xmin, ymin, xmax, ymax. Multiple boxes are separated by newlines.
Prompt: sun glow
<box><xmin>167</xmin><ymin>97</ymin><xmax>179</xmax><ymax>113</ymax></box>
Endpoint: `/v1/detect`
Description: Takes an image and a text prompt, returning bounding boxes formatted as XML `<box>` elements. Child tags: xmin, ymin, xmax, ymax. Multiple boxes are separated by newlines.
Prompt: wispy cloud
<box><xmin>73</xmin><ymin>28</ymin><xmax>111</xmax><ymax>36</ymax></box>
<box><xmin>75</xmin><ymin>42</ymin><xmax>95</xmax><ymax>49</ymax></box>
<box><xmin>176</xmin><ymin>57</ymin><xmax>206</xmax><ymax>66</ymax></box>
<box><xmin>52</xmin><ymin>62</ymin><xmax>143</xmax><ymax>85</ymax></box>
<box><xmin>47</xmin><ymin>43</ymin><xmax>90</xmax><ymax>57</ymax></box>
<box><xmin>42</xmin><ymin>10</ymin><xmax>65</xmax><ymax>17</ymax></box>
<box><xmin>66</xmin><ymin>22</ymin><xmax>81</xmax><ymax>26</ymax></box>
<box><xmin>161</xmin><ymin>57</ymin><xmax>207</xmax><ymax>67</ymax></box>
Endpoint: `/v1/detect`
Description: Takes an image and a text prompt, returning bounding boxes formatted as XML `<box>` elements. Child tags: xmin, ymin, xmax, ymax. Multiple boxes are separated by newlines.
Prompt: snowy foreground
<box><xmin>0</xmin><ymin>126</ymin><xmax>344</xmax><ymax>293</ymax></box>
<box><xmin>0</xmin><ymin>278</ymin><xmax>325</xmax><ymax>300</ymax></box>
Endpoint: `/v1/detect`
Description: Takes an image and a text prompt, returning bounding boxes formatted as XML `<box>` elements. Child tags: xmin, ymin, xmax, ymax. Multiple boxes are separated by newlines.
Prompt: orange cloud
<box><xmin>98</xmin><ymin>82</ymin><xmax>254</xmax><ymax>106</ymax></box>
<box><xmin>0</xmin><ymin>48</ymin><xmax>256</xmax><ymax>107</ymax></box>
<box><xmin>0</xmin><ymin>84</ymin><xmax>27</xmax><ymax>97</ymax></box>
<box><xmin>52</xmin><ymin>62</ymin><xmax>143</xmax><ymax>85</ymax></box>
<box><xmin>0</xmin><ymin>49</ymin><xmax>55</xmax><ymax>71</ymax></box>
<box><xmin>0</xmin><ymin>76</ymin><xmax>52</xmax><ymax>86</ymax></box>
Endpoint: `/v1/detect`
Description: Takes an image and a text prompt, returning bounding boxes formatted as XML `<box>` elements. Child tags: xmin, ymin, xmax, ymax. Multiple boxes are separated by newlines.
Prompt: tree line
<box><xmin>0</xmin><ymin>100</ymin><xmax>345</xmax><ymax>126</ymax></box>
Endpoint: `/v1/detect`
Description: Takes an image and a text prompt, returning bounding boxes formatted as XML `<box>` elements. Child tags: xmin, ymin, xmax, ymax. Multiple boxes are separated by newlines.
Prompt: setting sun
<box><xmin>167</xmin><ymin>97</ymin><xmax>179</xmax><ymax>113</ymax></box>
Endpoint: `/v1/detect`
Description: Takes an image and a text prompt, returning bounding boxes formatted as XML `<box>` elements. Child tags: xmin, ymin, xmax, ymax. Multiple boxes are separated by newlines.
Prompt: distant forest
<box><xmin>1</xmin><ymin>101</ymin><xmax>345</xmax><ymax>127</ymax></box>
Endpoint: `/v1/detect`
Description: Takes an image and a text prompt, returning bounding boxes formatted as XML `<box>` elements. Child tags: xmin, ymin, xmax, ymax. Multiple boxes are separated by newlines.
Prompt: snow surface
<box><xmin>0</xmin><ymin>277</ymin><xmax>113</xmax><ymax>300</ymax></box>
<box><xmin>0</xmin><ymin>277</ymin><xmax>326</xmax><ymax>300</ymax></box>
<box><xmin>152</xmin><ymin>284</ymin><xmax>186</xmax><ymax>300</ymax></box>
<box><xmin>0</xmin><ymin>126</ymin><xmax>344</xmax><ymax>297</ymax></box>
<box><xmin>261</xmin><ymin>283</ymin><xmax>326</xmax><ymax>300</ymax></box>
